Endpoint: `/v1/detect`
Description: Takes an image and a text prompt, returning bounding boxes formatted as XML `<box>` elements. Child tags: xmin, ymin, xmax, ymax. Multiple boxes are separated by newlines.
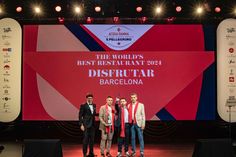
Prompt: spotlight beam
<box><xmin>74</xmin><ymin>6</ymin><xmax>82</xmax><ymax>14</ymax></box>
<box><xmin>195</xmin><ymin>6</ymin><xmax>204</xmax><ymax>15</ymax></box>
<box><xmin>155</xmin><ymin>6</ymin><xmax>162</xmax><ymax>15</ymax></box>
<box><xmin>33</xmin><ymin>5</ymin><xmax>42</xmax><ymax>15</ymax></box>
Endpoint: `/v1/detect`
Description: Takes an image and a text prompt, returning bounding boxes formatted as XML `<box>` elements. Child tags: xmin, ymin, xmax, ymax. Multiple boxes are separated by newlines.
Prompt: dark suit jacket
<box><xmin>115</xmin><ymin>102</ymin><xmax>121</xmax><ymax>128</ymax></box>
<box><xmin>115</xmin><ymin>102</ymin><xmax>126</xmax><ymax>135</ymax></box>
<box><xmin>79</xmin><ymin>103</ymin><xmax>96</xmax><ymax>128</ymax></box>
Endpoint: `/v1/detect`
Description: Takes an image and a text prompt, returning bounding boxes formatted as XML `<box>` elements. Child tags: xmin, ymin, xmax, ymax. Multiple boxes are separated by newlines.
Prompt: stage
<box><xmin>63</xmin><ymin>144</ymin><xmax>194</xmax><ymax>157</ymax></box>
<box><xmin>0</xmin><ymin>142</ymin><xmax>194</xmax><ymax>157</ymax></box>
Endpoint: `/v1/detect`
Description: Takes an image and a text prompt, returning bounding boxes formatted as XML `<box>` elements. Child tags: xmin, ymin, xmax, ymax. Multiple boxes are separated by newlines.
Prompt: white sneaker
<box><xmin>140</xmin><ymin>152</ymin><xmax>144</xmax><ymax>157</ymax></box>
<box><xmin>125</xmin><ymin>151</ymin><xmax>130</xmax><ymax>157</ymax></box>
<box><xmin>116</xmin><ymin>152</ymin><xmax>122</xmax><ymax>157</ymax></box>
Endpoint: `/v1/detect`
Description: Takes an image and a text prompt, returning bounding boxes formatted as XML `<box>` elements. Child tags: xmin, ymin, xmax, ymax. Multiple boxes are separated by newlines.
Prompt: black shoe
<box><xmin>101</xmin><ymin>154</ymin><xmax>105</xmax><ymax>157</ymax></box>
<box><xmin>131</xmin><ymin>152</ymin><xmax>136</xmax><ymax>157</ymax></box>
<box><xmin>106</xmin><ymin>152</ymin><xmax>112</xmax><ymax>157</ymax></box>
<box><xmin>88</xmin><ymin>153</ymin><xmax>95</xmax><ymax>157</ymax></box>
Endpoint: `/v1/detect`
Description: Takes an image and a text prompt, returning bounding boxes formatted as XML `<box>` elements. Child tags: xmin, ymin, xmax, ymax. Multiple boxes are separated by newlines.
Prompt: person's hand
<box><xmin>141</xmin><ymin>125</ymin><xmax>145</xmax><ymax>130</ymax></box>
<box><xmin>104</xmin><ymin>123</ymin><xmax>109</xmax><ymax>127</ymax></box>
<box><xmin>80</xmin><ymin>125</ymin><xmax>85</xmax><ymax>131</ymax></box>
<box><xmin>116</xmin><ymin>97</ymin><xmax>120</xmax><ymax>102</ymax></box>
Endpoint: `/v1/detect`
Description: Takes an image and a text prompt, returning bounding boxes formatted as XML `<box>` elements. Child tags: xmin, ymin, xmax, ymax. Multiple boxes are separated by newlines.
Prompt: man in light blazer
<box><xmin>99</xmin><ymin>96</ymin><xmax>114</xmax><ymax>157</ymax></box>
<box><xmin>128</xmin><ymin>93</ymin><xmax>145</xmax><ymax>157</ymax></box>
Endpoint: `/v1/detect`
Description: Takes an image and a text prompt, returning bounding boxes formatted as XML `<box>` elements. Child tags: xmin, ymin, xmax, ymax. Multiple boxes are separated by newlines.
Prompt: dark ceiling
<box><xmin>0</xmin><ymin>0</ymin><xmax>235</xmax><ymax>24</ymax></box>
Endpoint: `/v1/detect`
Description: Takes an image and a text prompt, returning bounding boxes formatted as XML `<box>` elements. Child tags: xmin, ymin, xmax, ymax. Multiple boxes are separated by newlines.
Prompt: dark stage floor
<box><xmin>0</xmin><ymin>142</ymin><xmax>194</xmax><ymax>157</ymax></box>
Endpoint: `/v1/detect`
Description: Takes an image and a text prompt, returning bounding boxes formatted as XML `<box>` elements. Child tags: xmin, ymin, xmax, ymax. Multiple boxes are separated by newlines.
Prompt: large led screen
<box><xmin>23</xmin><ymin>24</ymin><xmax>215</xmax><ymax>120</ymax></box>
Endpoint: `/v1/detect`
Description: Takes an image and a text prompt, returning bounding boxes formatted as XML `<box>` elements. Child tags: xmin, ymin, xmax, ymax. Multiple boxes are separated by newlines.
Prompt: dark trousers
<box><xmin>83</xmin><ymin>126</ymin><xmax>95</xmax><ymax>156</ymax></box>
<box><xmin>118</xmin><ymin>123</ymin><xmax>130</xmax><ymax>152</ymax></box>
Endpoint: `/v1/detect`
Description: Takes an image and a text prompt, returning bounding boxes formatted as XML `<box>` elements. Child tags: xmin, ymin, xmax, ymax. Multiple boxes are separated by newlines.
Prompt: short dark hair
<box><xmin>86</xmin><ymin>93</ymin><xmax>93</xmax><ymax>98</ymax></box>
<box><xmin>120</xmin><ymin>97</ymin><xmax>126</xmax><ymax>101</ymax></box>
<box><xmin>107</xmin><ymin>96</ymin><xmax>113</xmax><ymax>99</ymax></box>
<box><xmin>130</xmin><ymin>93</ymin><xmax>137</xmax><ymax>96</ymax></box>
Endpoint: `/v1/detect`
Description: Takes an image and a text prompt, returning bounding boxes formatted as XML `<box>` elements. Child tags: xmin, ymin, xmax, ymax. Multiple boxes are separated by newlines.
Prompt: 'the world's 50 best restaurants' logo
<box><xmin>104</xmin><ymin>26</ymin><xmax>134</xmax><ymax>50</ymax></box>
<box><xmin>84</xmin><ymin>25</ymin><xmax>153</xmax><ymax>50</ymax></box>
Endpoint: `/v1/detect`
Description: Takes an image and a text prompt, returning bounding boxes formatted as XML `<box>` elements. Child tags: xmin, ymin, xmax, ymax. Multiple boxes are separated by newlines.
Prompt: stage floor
<box><xmin>63</xmin><ymin>143</ymin><xmax>194</xmax><ymax>157</ymax></box>
<box><xmin>0</xmin><ymin>142</ymin><xmax>194</xmax><ymax>157</ymax></box>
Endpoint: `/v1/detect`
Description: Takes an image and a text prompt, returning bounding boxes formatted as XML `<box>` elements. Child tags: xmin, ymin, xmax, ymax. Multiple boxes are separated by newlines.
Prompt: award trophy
<box><xmin>107</xmin><ymin>114</ymin><xmax>112</xmax><ymax>126</ymax></box>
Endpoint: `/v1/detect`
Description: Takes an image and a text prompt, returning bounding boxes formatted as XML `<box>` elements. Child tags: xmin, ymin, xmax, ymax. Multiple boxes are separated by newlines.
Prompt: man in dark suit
<box><xmin>79</xmin><ymin>93</ymin><xmax>96</xmax><ymax>157</ymax></box>
<box><xmin>115</xmin><ymin>98</ymin><xmax>130</xmax><ymax>157</ymax></box>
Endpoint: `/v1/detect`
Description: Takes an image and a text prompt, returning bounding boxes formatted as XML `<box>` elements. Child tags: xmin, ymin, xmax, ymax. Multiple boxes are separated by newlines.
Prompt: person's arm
<box><xmin>115</xmin><ymin>102</ymin><xmax>119</xmax><ymax>115</ymax></box>
<box><xmin>141</xmin><ymin>103</ymin><xmax>146</xmax><ymax>129</ymax></box>
<box><xmin>79</xmin><ymin>104</ymin><xmax>86</xmax><ymax>131</ymax></box>
<box><xmin>79</xmin><ymin>104</ymin><xmax>84</xmax><ymax>126</ymax></box>
<box><xmin>99</xmin><ymin>106</ymin><xmax>107</xmax><ymax>126</ymax></box>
